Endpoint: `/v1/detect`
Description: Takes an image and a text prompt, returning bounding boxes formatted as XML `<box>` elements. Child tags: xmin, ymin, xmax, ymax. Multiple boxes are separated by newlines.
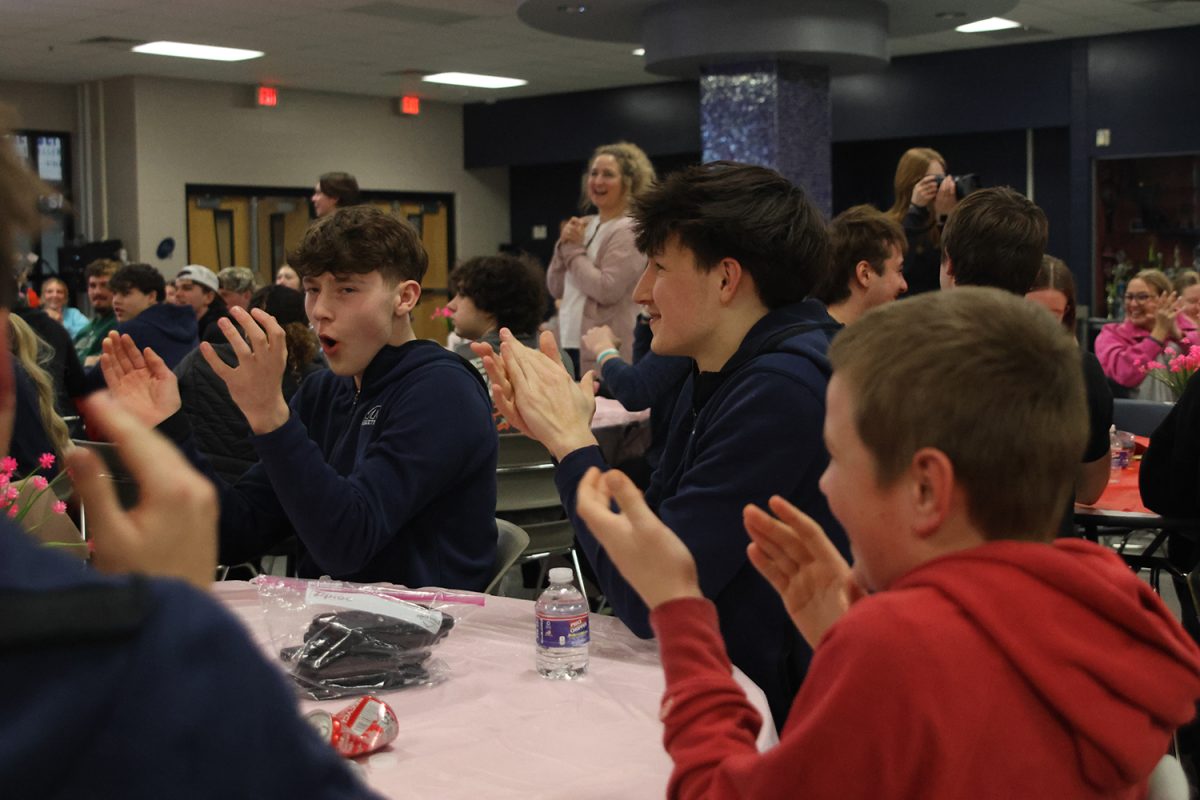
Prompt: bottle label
<box><xmin>536</xmin><ymin>612</ymin><xmax>589</xmax><ymax>648</ymax></box>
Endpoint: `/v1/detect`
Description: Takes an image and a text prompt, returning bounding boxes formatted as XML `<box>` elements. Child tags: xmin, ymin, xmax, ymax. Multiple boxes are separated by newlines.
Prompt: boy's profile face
<box><xmin>446</xmin><ymin>293</ymin><xmax>494</xmax><ymax>341</ymax></box>
<box><xmin>112</xmin><ymin>288</ymin><xmax>157</xmax><ymax>322</ymax></box>
<box><xmin>634</xmin><ymin>235</ymin><xmax>724</xmax><ymax>365</ymax></box>
<box><xmin>303</xmin><ymin>270</ymin><xmax>407</xmax><ymax>386</ymax></box>
<box><xmin>820</xmin><ymin>374</ymin><xmax>912</xmax><ymax>592</ymax></box>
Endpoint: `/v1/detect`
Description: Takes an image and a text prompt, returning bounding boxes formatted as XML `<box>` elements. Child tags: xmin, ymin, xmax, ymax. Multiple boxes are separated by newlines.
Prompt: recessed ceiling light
<box><xmin>421</xmin><ymin>72</ymin><xmax>527</xmax><ymax>89</ymax></box>
<box><xmin>132</xmin><ymin>41</ymin><xmax>263</xmax><ymax>62</ymax></box>
<box><xmin>557</xmin><ymin>4</ymin><xmax>587</xmax><ymax>12</ymax></box>
<box><xmin>935</xmin><ymin>11</ymin><xmax>966</xmax><ymax>19</ymax></box>
<box><xmin>632</xmin><ymin>48</ymin><xmax>645</xmax><ymax>56</ymax></box>
<box><xmin>955</xmin><ymin>17</ymin><xmax>1022</xmax><ymax>33</ymax></box>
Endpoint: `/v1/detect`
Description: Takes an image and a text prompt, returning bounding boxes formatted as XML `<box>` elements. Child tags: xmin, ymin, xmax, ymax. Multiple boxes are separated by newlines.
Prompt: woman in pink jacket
<box><xmin>548</xmin><ymin>141</ymin><xmax>655</xmax><ymax>377</ymax></box>
<box><xmin>1095</xmin><ymin>268</ymin><xmax>1199</xmax><ymax>400</ymax></box>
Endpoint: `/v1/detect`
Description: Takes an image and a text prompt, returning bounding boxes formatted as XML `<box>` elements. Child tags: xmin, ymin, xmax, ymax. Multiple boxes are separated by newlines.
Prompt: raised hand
<box><xmin>574</xmin><ymin>467</ymin><xmax>702</xmax><ymax>609</ymax></box>
<box><xmin>932</xmin><ymin>174</ymin><xmax>959</xmax><ymax>218</ymax></box>
<box><xmin>499</xmin><ymin>329</ymin><xmax>597</xmax><ymax>460</ymax></box>
<box><xmin>1152</xmin><ymin>291</ymin><xmax>1183</xmax><ymax>342</ymax></box>
<box><xmin>581</xmin><ymin>325</ymin><xmax>619</xmax><ymax>360</ymax></box>
<box><xmin>469</xmin><ymin>335</ymin><xmax>531</xmax><ymax>434</ymax></box>
<box><xmin>909</xmin><ymin>174</ymin><xmax>938</xmax><ymax>208</ymax></box>
<box><xmin>560</xmin><ymin>216</ymin><xmax>587</xmax><ymax>246</ymax></box>
<box><xmin>743</xmin><ymin>496</ymin><xmax>865</xmax><ymax>647</ymax></box>
<box><xmin>99</xmin><ymin>332</ymin><xmax>181</xmax><ymax>427</ymax></box>
<box><xmin>200</xmin><ymin>306</ymin><xmax>290</xmax><ymax>435</ymax></box>
<box><xmin>70</xmin><ymin>393</ymin><xmax>218</xmax><ymax>590</ymax></box>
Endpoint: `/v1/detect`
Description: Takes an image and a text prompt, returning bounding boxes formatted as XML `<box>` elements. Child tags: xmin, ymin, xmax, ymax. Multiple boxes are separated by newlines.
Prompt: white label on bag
<box><xmin>304</xmin><ymin>586</ymin><xmax>442</xmax><ymax>634</ymax></box>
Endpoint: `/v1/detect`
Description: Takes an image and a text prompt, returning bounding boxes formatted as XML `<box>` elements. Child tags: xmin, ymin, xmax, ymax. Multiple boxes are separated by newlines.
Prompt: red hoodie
<box><xmin>651</xmin><ymin>538</ymin><xmax>1200</xmax><ymax>799</ymax></box>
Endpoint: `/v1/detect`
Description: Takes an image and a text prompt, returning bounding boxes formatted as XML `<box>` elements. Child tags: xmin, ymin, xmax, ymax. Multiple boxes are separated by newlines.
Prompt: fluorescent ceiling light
<box><xmin>955</xmin><ymin>17</ymin><xmax>1022</xmax><ymax>33</ymax></box>
<box><xmin>133</xmin><ymin>41</ymin><xmax>263</xmax><ymax>61</ymax></box>
<box><xmin>421</xmin><ymin>72</ymin><xmax>526</xmax><ymax>89</ymax></box>
<box><xmin>632</xmin><ymin>48</ymin><xmax>645</xmax><ymax>56</ymax></box>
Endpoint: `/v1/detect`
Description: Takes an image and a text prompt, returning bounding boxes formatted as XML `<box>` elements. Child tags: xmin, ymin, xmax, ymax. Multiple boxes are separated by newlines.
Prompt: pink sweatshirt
<box><xmin>1095</xmin><ymin>314</ymin><xmax>1198</xmax><ymax>388</ymax></box>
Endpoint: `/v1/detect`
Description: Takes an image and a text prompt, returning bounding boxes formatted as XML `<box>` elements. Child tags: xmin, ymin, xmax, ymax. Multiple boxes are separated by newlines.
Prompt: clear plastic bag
<box><xmin>254</xmin><ymin>576</ymin><xmax>480</xmax><ymax>700</ymax></box>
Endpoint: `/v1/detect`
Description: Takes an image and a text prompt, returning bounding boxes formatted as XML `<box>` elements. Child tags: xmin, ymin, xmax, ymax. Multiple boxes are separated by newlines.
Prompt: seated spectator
<box><xmin>7</xmin><ymin>313</ymin><xmax>70</xmax><ymax>473</ymax></box>
<box><xmin>110</xmin><ymin>263</ymin><xmax>198</xmax><ymax>369</ymax></box>
<box><xmin>173</xmin><ymin>264</ymin><xmax>230</xmax><ymax>342</ymax></box>
<box><xmin>217</xmin><ymin>266</ymin><xmax>257</xmax><ymax>310</ymax></box>
<box><xmin>163</xmin><ymin>277</ymin><xmax>177</xmax><ymax>304</ymax></box>
<box><xmin>39</xmin><ymin>276</ymin><xmax>87</xmax><ymax>338</ymax></box>
<box><xmin>73</xmin><ymin>258</ymin><xmax>120</xmax><ymax>365</ymax></box>
<box><xmin>815</xmin><ymin>204</ymin><xmax>907</xmax><ymax>326</ymax></box>
<box><xmin>1095</xmin><ymin>268</ymin><xmax>1198</xmax><ymax>401</ymax></box>
<box><xmin>103</xmin><ymin>207</ymin><xmax>498</xmax><ymax>590</ymax></box>
<box><xmin>447</xmin><ymin>254</ymin><xmax>571</xmax><ymax>428</ymax></box>
<box><xmin>175</xmin><ymin>285</ymin><xmax>321</xmax><ymax>482</ymax></box>
<box><xmin>13</xmin><ymin>285</ymin><xmax>86</xmax><ymax>424</ymax></box>
<box><xmin>0</xmin><ymin>107</ymin><xmax>378</xmax><ymax>798</ymax></box>
<box><xmin>942</xmin><ymin>189</ymin><xmax>1112</xmax><ymax>522</ymax></box>
<box><xmin>275</xmin><ymin>263</ymin><xmax>301</xmax><ymax>290</ymax></box>
<box><xmin>474</xmin><ymin>162</ymin><xmax>845</xmax><ymax>728</ymax></box>
<box><xmin>581</xmin><ymin>323</ymin><xmax>689</xmax><ymax>486</ymax></box>
<box><xmin>1175</xmin><ymin>268</ymin><xmax>1200</xmax><ymax>329</ymax></box>
<box><xmin>1026</xmin><ymin>254</ymin><xmax>1077</xmax><ymax>332</ymax></box>
<box><xmin>575</xmin><ymin>288</ymin><xmax>1200</xmax><ymax>798</ymax></box>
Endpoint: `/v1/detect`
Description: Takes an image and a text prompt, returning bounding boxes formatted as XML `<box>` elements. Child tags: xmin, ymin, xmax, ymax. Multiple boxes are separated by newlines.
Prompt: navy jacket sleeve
<box><xmin>600</xmin><ymin>352</ymin><xmax>692</xmax><ymax>411</ymax></box>
<box><xmin>238</xmin><ymin>364</ymin><xmax>495</xmax><ymax>577</ymax></box>
<box><xmin>556</xmin><ymin>367</ymin><xmax>833</xmax><ymax>638</ymax></box>
<box><xmin>1141</xmin><ymin>373</ymin><xmax>1200</xmax><ymax>518</ymax></box>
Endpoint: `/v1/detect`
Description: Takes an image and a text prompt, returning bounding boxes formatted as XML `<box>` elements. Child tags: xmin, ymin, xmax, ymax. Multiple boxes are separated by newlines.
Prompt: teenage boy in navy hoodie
<box><xmin>102</xmin><ymin>206</ymin><xmax>498</xmax><ymax>590</ymax></box>
<box><xmin>475</xmin><ymin>162</ymin><xmax>846</xmax><ymax>726</ymax></box>
<box><xmin>110</xmin><ymin>262</ymin><xmax>198</xmax><ymax>368</ymax></box>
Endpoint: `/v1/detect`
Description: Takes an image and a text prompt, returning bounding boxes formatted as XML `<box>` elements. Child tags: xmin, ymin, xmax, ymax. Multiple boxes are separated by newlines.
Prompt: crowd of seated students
<box><xmin>5</xmin><ymin>102</ymin><xmax>1200</xmax><ymax>797</ymax></box>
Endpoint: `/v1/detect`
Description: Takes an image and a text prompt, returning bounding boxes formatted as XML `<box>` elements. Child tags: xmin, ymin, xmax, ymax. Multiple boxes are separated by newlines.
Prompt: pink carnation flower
<box><xmin>38</xmin><ymin>453</ymin><xmax>56</xmax><ymax>470</ymax></box>
<box><xmin>6</xmin><ymin>503</ymin><xmax>17</xmax><ymax>518</ymax></box>
<box><xmin>5</xmin><ymin>485</ymin><xmax>18</xmax><ymax>501</ymax></box>
<box><xmin>52</xmin><ymin>500</ymin><xmax>67</xmax><ymax>515</ymax></box>
<box><xmin>31</xmin><ymin>476</ymin><xmax>48</xmax><ymax>491</ymax></box>
<box><xmin>0</xmin><ymin>456</ymin><xmax>16</xmax><ymax>474</ymax></box>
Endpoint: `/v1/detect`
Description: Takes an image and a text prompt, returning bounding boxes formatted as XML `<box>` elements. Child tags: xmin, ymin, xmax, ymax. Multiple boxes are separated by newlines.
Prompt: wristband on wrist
<box><xmin>595</xmin><ymin>348</ymin><xmax>619</xmax><ymax>365</ymax></box>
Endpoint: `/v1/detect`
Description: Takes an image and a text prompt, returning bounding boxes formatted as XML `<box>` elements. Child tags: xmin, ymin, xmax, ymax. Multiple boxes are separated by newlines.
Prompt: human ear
<box><xmin>394</xmin><ymin>280</ymin><xmax>422</xmax><ymax>316</ymax></box>
<box><xmin>717</xmin><ymin>258</ymin><xmax>744</xmax><ymax>301</ymax></box>
<box><xmin>855</xmin><ymin>261</ymin><xmax>874</xmax><ymax>290</ymax></box>
<box><xmin>908</xmin><ymin>447</ymin><xmax>954</xmax><ymax>538</ymax></box>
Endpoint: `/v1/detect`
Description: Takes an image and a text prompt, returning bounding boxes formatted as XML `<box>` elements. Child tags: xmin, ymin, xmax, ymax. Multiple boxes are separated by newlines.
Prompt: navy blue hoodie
<box><xmin>117</xmin><ymin>302</ymin><xmax>198</xmax><ymax>369</ymax></box>
<box><xmin>0</xmin><ymin>523</ymin><xmax>377</xmax><ymax>798</ymax></box>
<box><xmin>164</xmin><ymin>339</ymin><xmax>498</xmax><ymax>590</ymax></box>
<box><xmin>556</xmin><ymin>299</ymin><xmax>849</xmax><ymax>727</ymax></box>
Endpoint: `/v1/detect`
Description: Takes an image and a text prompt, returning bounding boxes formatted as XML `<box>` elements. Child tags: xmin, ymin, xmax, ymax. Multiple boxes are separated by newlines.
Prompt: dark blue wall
<box><xmin>467</xmin><ymin>24</ymin><xmax>1200</xmax><ymax>309</ymax></box>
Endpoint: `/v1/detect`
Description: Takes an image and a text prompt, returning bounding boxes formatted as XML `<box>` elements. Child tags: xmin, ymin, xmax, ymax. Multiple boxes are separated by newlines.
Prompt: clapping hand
<box><xmin>574</xmin><ymin>467</ymin><xmax>702</xmax><ymax>609</ymax></box>
<box><xmin>470</xmin><ymin>328</ymin><xmax>597</xmax><ymax>459</ymax></box>
<box><xmin>744</xmin><ymin>496</ymin><xmax>865</xmax><ymax>647</ymax></box>
<box><xmin>70</xmin><ymin>393</ymin><xmax>218</xmax><ymax>590</ymax></box>
<box><xmin>200</xmin><ymin>306</ymin><xmax>290</xmax><ymax>435</ymax></box>
<box><xmin>560</xmin><ymin>216</ymin><xmax>588</xmax><ymax>247</ymax></box>
<box><xmin>1151</xmin><ymin>291</ymin><xmax>1183</xmax><ymax>342</ymax></box>
<box><xmin>581</xmin><ymin>325</ymin><xmax>619</xmax><ymax>360</ymax></box>
<box><xmin>99</xmin><ymin>332</ymin><xmax>181</xmax><ymax>427</ymax></box>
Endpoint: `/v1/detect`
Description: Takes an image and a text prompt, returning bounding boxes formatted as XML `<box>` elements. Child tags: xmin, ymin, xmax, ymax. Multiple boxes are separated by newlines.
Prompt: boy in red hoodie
<box><xmin>575</xmin><ymin>286</ymin><xmax>1200</xmax><ymax>799</ymax></box>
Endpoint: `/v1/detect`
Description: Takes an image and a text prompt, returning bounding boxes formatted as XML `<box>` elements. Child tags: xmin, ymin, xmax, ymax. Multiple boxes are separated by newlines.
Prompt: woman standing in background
<box><xmin>888</xmin><ymin>147</ymin><xmax>959</xmax><ymax>296</ymax></box>
<box><xmin>548</xmin><ymin>142</ymin><xmax>655</xmax><ymax>377</ymax></box>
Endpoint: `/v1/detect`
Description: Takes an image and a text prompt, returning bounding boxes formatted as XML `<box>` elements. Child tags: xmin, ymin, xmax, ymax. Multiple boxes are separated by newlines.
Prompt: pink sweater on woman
<box><xmin>1094</xmin><ymin>314</ymin><xmax>1198</xmax><ymax>388</ymax></box>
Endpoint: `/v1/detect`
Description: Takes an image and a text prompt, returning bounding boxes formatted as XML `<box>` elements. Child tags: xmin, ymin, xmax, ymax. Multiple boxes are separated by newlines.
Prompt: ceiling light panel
<box><xmin>421</xmin><ymin>71</ymin><xmax>527</xmax><ymax>88</ymax></box>
<box><xmin>132</xmin><ymin>41</ymin><xmax>264</xmax><ymax>61</ymax></box>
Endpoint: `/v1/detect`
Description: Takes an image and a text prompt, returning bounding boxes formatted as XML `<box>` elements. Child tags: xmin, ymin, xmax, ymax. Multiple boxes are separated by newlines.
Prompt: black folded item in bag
<box><xmin>281</xmin><ymin>607</ymin><xmax>455</xmax><ymax>700</ymax></box>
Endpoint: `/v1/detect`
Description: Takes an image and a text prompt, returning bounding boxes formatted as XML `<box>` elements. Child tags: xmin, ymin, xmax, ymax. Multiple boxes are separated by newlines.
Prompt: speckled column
<box><xmin>700</xmin><ymin>61</ymin><xmax>831</xmax><ymax>216</ymax></box>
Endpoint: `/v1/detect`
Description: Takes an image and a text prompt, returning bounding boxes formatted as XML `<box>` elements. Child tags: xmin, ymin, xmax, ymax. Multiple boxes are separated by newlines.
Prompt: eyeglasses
<box><xmin>1124</xmin><ymin>292</ymin><xmax>1156</xmax><ymax>303</ymax></box>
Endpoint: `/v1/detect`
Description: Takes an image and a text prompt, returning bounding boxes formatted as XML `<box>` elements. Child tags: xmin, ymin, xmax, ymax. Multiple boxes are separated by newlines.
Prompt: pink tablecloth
<box><xmin>212</xmin><ymin>582</ymin><xmax>776</xmax><ymax>799</ymax></box>
<box><xmin>591</xmin><ymin>397</ymin><xmax>651</xmax><ymax>466</ymax></box>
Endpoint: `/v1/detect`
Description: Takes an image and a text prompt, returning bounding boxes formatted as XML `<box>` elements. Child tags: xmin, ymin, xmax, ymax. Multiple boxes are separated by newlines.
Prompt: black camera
<box><xmin>933</xmin><ymin>173</ymin><xmax>980</xmax><ymax>200</ymax></box>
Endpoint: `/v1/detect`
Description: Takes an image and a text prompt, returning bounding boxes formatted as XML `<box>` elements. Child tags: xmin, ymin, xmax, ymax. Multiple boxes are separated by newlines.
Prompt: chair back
<box><xmin>1113</xmin><ymin>399</ymin><xmax>1174</xmax><ymax>437</ymax></box>
<box><xmin>486</xmin><ymin>519</ymin><xmax>531</xmax><ymax>594</ymax></box>
<box><xmin>495</xmin><ymin>433</ymin><xmax>579</xmax><ymax>565</ymax></box>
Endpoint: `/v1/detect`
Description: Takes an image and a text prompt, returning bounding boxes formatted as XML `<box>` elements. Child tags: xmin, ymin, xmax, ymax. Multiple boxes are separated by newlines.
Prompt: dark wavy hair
<box><xmin>248</xmin><ymin>285</ymin><xmax>317</xmax><ymax>383</ymax></box>
<box><xmin>632</xmin><ymin>161</ymin><xmax>830</xmax><ymax>308</ymax></box>
<box><xmin>289</xmin><ymin>206</ymin><xmax>428</xmax><ymax>286</ymax></box>
<box><xmin>818</xmin><ymin>204</ymin><xmax>906</xmax><ymax>305</ymax></box>
<box><xmin>318</xmin><ymin>172</ymin><xmax>360</xmax><ymax>207</ymax></box>
<box><xmin>110</xmin><ymin>263</ymin><xmax>166</xmax><ymax>303</ymax></box>
<box><xmin>448</xmin><ymin>254</ymin><xmax>547</xmax><ymax>337</ymax></box>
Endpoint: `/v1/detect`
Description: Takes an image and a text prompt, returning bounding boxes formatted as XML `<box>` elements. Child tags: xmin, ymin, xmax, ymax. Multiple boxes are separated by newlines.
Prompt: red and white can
<box><xmin>306</xmin><ymin>696</ymin><xmax>399</xmax><ymax>758</ymax></box>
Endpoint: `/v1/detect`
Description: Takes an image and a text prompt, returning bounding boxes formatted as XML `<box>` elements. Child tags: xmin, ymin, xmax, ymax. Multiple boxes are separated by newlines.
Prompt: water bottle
<box><xmin>535</xmin><ymin>567</ymin><xmax>589</xmax><ymax>679</ymax></box>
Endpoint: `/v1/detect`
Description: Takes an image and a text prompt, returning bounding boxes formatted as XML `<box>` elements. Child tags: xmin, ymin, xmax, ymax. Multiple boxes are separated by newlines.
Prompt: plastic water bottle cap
<box><xmin>548</xmin><ymin>567</ymin><xmax>574</xmax><ymax>585</ymax></box>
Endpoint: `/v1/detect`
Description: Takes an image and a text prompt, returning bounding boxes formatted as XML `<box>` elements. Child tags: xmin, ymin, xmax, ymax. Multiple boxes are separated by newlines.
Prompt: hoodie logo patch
<box><xmin>361</xmin><ymin>405</ymin><xmax>382</xmax><ymax>427</ymax></box>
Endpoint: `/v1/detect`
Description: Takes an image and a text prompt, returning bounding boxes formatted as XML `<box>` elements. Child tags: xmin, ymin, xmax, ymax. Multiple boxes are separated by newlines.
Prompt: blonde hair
<box><xmin>579</xmin><ymin>141</ymin><xmax>656</xmax><ymax>212</ymax></box>
<box><xmin>829</xmin><ymin>287</ymin><xmax>1087</xmax><ymax>541</ymax></box>
<box><xmin>8</xmin><ymin>314</ymin><xmax>71</xmax><ymax>457</ymax></box>
<box><xmin>1173</xmin><ymin>269</ymin><xmax>1199</xmax><ymax>293</ymax></box>
<box><xmin>1132</xmin><ymin>268</ymin><xmax>1171</xmax><ymax>297</ymax></box>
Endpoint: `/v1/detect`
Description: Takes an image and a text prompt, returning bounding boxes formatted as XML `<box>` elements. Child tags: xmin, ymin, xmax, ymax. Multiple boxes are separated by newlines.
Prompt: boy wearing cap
<box><xmin>102</xmin><ymin>207</ymin><xmax>498</xmax><ymax>590</ymax></box>
<box><xmin>575</xmin><ymin>287</ymin><xmax>1200</xmax><ymax>798</ymax></box>
<box><xmin>174</xmin><ymin>264</ymin><xmax>230</xmax><ymax>341</ymax></box>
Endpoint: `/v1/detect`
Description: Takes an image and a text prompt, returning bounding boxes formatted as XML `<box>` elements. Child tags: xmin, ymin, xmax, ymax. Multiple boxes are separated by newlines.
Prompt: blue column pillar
<box><xmin>700</xmin><ymin>61</ymin><xmax>832</xmax><ymax>216</ymax></box>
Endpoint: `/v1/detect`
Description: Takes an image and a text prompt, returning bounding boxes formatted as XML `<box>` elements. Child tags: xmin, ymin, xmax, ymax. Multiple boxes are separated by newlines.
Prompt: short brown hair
<box><xmin>1175</xmin><ymin>269</ymin><xmax>1200</xmax><ymax>293</ymax></box>
<box><xmin>85</xmin><ymin>258</ymin><xmax>121</xmax><ymax>281</ymax></box>
<box><xmin>941</xmin><ymin>187</ymin><xmax>1047</xmax><ymax>295</ymax></box>
<box><xmin>829</xmin><ymin>287</ymin><xmax>1086</xmax><ymax>541</ymax></box>
<box><xmin>317</xmin><ymin>172</ymin><xmax>360</xmax><ymax>207</ymax></box>
<box><xmin>288</xmin><ymin>206</ymin><xmax>428</xmax><ymax>286</ymax></box>
<box><xmin>818</xmin><ymin>204</ymin><xmax>906</xmax><ymax>305</ymax></box>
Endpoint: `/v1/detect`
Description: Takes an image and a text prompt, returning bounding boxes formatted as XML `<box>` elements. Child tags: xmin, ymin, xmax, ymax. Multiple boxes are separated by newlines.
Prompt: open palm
<box><xmin>99</xmin><ymin>332</ymin><xmax>181</xmax><ymax>428</ymax></box>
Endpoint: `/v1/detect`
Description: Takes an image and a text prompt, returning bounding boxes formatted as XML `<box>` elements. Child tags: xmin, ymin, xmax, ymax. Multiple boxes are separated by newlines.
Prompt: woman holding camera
<box><xmin>887</xmin><ymin>147</ymin><xmax>960</xmax><ymax>295</ymax></box>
